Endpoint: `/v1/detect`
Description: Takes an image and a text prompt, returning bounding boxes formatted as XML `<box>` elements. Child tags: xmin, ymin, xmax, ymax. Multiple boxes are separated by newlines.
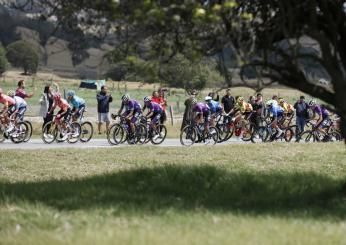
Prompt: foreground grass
<box><xmin>0</xmin><ymin>144</ymin><xmax>346</xmax><ymax>244</ymax></box>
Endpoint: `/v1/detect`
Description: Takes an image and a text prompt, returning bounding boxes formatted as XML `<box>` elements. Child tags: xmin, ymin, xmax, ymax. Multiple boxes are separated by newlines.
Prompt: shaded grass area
<box><xmin>0</xmin><ymin>144</ymin><xmax>346</xmax><ymax>244</ymax></box>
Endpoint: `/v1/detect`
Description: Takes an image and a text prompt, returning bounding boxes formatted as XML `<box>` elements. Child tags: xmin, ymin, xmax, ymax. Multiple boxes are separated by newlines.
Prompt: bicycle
<box><xmin>75</xmin><ymin>108</ymin><xmax>94</xmax><ymax>143</ymax></box>
<box><xmin>141</xmin><ymin>116</ymin><xmax>167</xmax><ymax>145</ymax></box>
<box><xmin>107</xmin><ymin>114</ymin><xmax>147</xmax><ymax>145</ymax></box>
<box><xmin>180</xmin><ymin>121</ymin><xmax>219</xmax><ymax>146</ymax></box>
<box><xmin>41</xmin><ymin>114</ymin><xmax>81</xmax><ymax>144</ymax></box>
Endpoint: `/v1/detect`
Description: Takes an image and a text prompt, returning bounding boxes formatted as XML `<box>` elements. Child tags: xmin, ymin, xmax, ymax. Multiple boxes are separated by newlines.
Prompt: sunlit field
<box><xmin>1</xmin><ymin>143</ymin><xmax>345</xmax><ymax>245</ymax></box>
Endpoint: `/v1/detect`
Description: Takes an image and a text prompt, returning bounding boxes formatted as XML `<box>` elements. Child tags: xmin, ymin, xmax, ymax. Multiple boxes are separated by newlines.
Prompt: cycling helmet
<box><xmin>205</xmin><ymin>96</ymin><xmax>212</xmax><ymax>101</ymax></box>
<box><xmin>53</xmin><ymin>92</ymin><xmax>61</xmax><ymax>100</ymax></box>
<box><xmin>278</xmin><ymin>98</ymin><xmax>285</xmax><ymax>104</ymax></box>
<box><xmin>308</xmin><ymin>99</ymin><xmax>316</xmax><ymax>106</ymax></box>
<box><xmin>144</xmin><ymin>96</ymin><xmax>151</xmax><ymax>103</ymax></box>
<box><xmin>266</xmin><ymin>99</ymin><xmax>274</xmax><ymax>107</ymax></box>
<box><xmin>66</xmin><ymin>90</ymin><xmax>75</xmax><ymax>97</ymax></box>
<box><xmin>7</xmin><ymin>90</ymin><xmax>15</xmax><ymax>97</ymax></box>
<box><xmin>121</xmin><ymin>94</ymin><xmax>130</xmax><ymax>101</ymax></box>
<box><xmin>191</xmin><ymin>98</ymin><xmax>197</xmax><ymax>104</ymax></box>
<box><xmin>237</xmin><ymin>96</ymin><xmax>244</xmax><ymax>103</ymax></box>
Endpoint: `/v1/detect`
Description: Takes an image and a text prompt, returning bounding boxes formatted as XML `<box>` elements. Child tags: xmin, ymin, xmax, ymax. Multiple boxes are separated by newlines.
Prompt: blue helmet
<box><xmin>67</xmin><ymin>90</ymin><xmax>75</xmax><ymax>97</ymax></box>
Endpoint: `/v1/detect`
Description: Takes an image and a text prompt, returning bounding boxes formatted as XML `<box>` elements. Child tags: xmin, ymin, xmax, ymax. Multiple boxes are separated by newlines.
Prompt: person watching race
<box><xmin>266</xmin><ymin>99</ymin><xmax>285</xmax><ymax>138</ymax></box>
<box><xmin>66</xmin><ymin>90</ymin><xmax>86</xmax><ymax>122</ymax></box>
<box><xmin>47</xmin><ymin>93</ymin><xmax>72</xmax><ymax>140</ymax></box>
<box><xmin>143</xmin><ymin>96</ymin><xmax>163</xmax><ymax>140</ymax></box>
<box><xmin>15</xmin><ymin>80</ymin><xmax>34</xmax><ymax>100</ymax></box>
<box><xmin>0</xmin><ymin>88</ymin><xmax>16</xmax><ymax>131</ymax></box>
<box><xmin>205</xmin><ymin>96</ymin><xmax>222</xmax><ymax>127</ymax></box>
<box><xmin>308</xmin><ymin>100</ymin><xmax>330</xmax><ymax>140</ymax></box>
<box><xmin>7</xmin><ymin>90</ymin><xmax>27</xmax><ymax>122</ymax></box>
<box><xmin>191</xmin><ymin>98</ymin><xmax>211</xmax><ymax>135</ymax></box>
<box><xmin>117</xmin><ymin>94</ymin><xmax>142</xmax><ymax>138</ymax></box>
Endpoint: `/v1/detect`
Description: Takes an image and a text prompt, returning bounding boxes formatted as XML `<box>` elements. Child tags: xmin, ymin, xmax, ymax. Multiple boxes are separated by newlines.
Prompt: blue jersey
<box><xmin>207</xmin><ymin>100</ymin><xmax>222</xmax><ymax>114</ymax></box>
<box><xmin>268</xmin><ymin>104</ymin><xmax>284</xmax><ymax>117</ymax></box>
<box><xmin>69</xmin><ymin>96</ymin><xmax>85</xmax><ymax>109</ymax></box>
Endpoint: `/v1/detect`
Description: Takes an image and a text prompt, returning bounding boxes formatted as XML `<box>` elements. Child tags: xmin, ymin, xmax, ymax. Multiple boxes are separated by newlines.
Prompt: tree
<box><xmin>0</xmin><ymin>44</ymin><xmax>8</xmax><ymax>75</ymax></box>
<box><xmin>9</xmin><ymin>0</ymin><xmax>346</xmax><ymax>139</ymax></box>
<box><xmin>6</xmin><ymin>40</ymin><xmax>39</xmax><ymax>74</ymax></box>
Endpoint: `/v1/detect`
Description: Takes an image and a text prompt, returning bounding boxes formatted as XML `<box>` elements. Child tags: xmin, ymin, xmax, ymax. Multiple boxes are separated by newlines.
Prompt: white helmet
<box><xmin>308</xmin><ymin>99</ymin><xmax>316</xmax><ymax>106</ymax></box>
<box><xmin>121</xmin><ymin>94</ymin><xmax>130</xmax><ymax>101</ymax></box>
<box><xmin>205</xmin><ymin>96</ymin><xmax>212</xmax><ymax>101</ymax></box>
<box><xmin>7</xmin><ymin>90</ymin><xmax>15</xmax><ymax>97</ymax></box>
<box><xmin>144</xmin><ymin>96</ymin><xmax>151</xmax><ymax>103</ymax></box>
<box><xmin>191</xmin><ymin>98</ymin><xmax>197</xmax><ymax>104</ymax></box>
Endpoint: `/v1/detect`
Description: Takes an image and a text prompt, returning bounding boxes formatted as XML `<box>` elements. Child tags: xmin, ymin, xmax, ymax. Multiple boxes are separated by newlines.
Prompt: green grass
<box><xmin>0</xmin><ymin>143</ymin><xmax>346</xmax><ymax>244</ymax></box>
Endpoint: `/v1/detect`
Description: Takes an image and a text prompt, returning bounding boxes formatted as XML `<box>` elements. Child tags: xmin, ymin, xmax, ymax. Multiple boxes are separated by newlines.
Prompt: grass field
<box><xmin>0</xmin><ymin>143</ymin><xmax>345</xmax><ymax>244</ymax></box>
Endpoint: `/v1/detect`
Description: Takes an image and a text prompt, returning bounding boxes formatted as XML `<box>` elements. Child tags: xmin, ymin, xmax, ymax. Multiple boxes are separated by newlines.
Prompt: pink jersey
<box><xmin>53</xmin><ymin>98</ymin><xmax>70</xmax><ymax>111</ymax></box>
<box><xmin>0</xmin><ymin>95</ymin><xmax>15</xmax><ymax>106</ymax></box>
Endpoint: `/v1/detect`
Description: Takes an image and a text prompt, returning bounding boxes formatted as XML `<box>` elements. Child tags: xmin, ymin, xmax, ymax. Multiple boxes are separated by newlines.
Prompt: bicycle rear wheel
<box><xmin>42</xmin><ymin>122</ymin><xmax>58</xmax><ymax>144</ymax></box>
<box><xmin>80</xmin><ymin>121</ymin><xmax>94</xmax><ymax>142</ymax></box>
<box><xmin>136</xmin><ymin>124</ymin><xmax>147</xmax><ymax>145</ymax></box>
<box><xmin>298</xmin><ymin>130</ymin><xmax>315</xmax><ymax>143</ymax></box>
<box><xmin>11</xmin><ymin>122</ymin><xmax>28</xmax><ymax>144</ymax></box>
<box><xmin>0</xmin><ymin>126</ymin><xmax>5</xmax><ymax>143</ymax></box>
<box><xmin>242</xmin><ymin>123</ymin><xmax>254</xmax><ymax>142</ymax></box>
<box><xmin>205</xmin><ymin>126</ymin><xmax>219</xmax><ymax>145</ymax></box>
<box><xmin>251</xmin><ymin>126</ymin><xmax>268</xmax><ymax>143</ymax></box>
<box><xmin>217</xmin><ymin>123</ymin><xmax>229</xmax><ymax>142</ymax></box>
<box><xmin>180</xmin><ymin>125</ymin><xmax>197</xmax><ymax>146</ymax></box>
<box><xmin>67</xmin><ymin>122</ymin><xmax>81</xmax><ymax>143</ymax></box>
<box><xmin>150</xmin><ymin>124</ymin><xmax>167</xmax><ymax>145</ymax></box>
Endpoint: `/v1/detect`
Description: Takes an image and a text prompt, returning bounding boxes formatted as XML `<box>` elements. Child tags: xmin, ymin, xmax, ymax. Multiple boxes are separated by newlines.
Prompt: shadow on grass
<box><xmin>1</xmin><ymin>165</ymin><xmax>345</xmax><ymax>218</ymax></box>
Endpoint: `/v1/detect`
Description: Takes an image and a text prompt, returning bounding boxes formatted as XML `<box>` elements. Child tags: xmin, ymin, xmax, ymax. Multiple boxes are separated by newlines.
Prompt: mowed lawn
<box><xmin>0</xmin><ymin>143</ymin><xmax>346</xmax><ymax>245</ymax></box>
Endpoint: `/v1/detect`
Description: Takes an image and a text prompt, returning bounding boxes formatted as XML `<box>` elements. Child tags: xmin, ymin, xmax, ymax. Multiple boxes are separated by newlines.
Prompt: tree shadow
<box><xmin>0</xmin><ymin>165</ymin><xmax>345</xmax><ymax>219</ymax></box>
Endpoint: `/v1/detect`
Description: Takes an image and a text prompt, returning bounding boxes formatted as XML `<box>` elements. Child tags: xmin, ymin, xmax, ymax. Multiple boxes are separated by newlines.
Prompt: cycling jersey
<box><xmin>146</xmin><ymin>101</ymin><xmax>163</xmax><ymax>113</ymax></box>
<box><xmin>235</xmin><ymin>101</ymin><xmax>253</xmax><ymax>113</ymax></box>
<box><xmin>314</xmin><ymin>105</ymin><xmax>329</xmax><ymax>119</ymax></box>
<box><xmin>193</xmin><ymin>103</ymin><xmax>210</xmax><ymax>114</ymax></box>
<box><xmin>69</xmin><ymin>96</ymin><xmax>85</xmax><ymax>109</ymax></box>
<box><xmin>0</xmin><ymin>95</ymin><xmax>15</xmax><ymax>107</ymax></box>
<box><xmin>14</xmin><ymin>96</ymin><xmax>27</xmax><ymax>109</ymax></box>
<box><xmin>268</xmin><ymin>104</ymin><xmax>284</xmax><ymax>118</ymax></box>
<box><xmin>125</xmin><ymin>99</ymin><xmax>142</xmax><ymax>113</ymax></box>
<box><xmin>280</xmin><ymin>102</ymin><xmax>294</xmax><ymax>114</ymax></box>
<box><xmin>53</xmin><ymin>98</ymin><xmax>70</xmax><ymax>111</ymax></box>
<box><xmin>207</xmin><ymin>100</ymin><xmax>222</xmax><ymax>114</ymax></box>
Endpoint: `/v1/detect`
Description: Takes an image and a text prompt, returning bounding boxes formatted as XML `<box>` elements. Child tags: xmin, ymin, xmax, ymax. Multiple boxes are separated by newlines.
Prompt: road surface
<box><xmin>0</xmin><ymin>138</ymin><xmax>247</xmax><ymax>150</ymax></box>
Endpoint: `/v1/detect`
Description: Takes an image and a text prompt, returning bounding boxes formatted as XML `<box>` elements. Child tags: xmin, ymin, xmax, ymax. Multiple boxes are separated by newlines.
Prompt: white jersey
<box><xmin>14</xmin><ymin>96</ymin><xmax>27</xmax><ymax>109</ymax></box>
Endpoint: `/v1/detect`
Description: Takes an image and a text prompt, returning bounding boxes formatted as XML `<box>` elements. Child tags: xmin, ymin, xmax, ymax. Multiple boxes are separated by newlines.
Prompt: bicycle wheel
<box><xmin>150</xmin><ymin>124</ymin><xmax>167</xmax><ymax>145</ymax></box>
<box><xmin>217</xmin><ymin>123</ymin><xmax>230</xmax><ymax>142</ymax></box>
<box><xmin>10</xmin><ymin>122</ymin><xmax>28</xmax><ymax>144</ymax></box>
<box><xmin>251</xmin><ymin>126</ymin><xmax>269</xmax><ymax>143</ymax></box>
<box><xmin>80</xmin><ymin>121</ymin><xmax>94</xmax><ymax>142</ymax></box>
<box><xmin>67</xmin><ymin>122</ymin><xmax>81</xmax><ymax>143</ymax></box>
<box><xmin>284</xmin><ymin>128</ymin><xmax>294</xmax><ymax>142</ymax></box>
<box><xmin>107</xmin><ymin>124</ymin><xmax>124</xmax><ymax>145</ymax></box>
<box><xmin>23</xmin><ymin>120</ymin><xmax>32</xmax><ymax>142</ymax></box>
<box><xmin>0</xmin><ymin>126</ymin><xmax>5</xmax><ymax>143</ymax></box>
<box><xmin>298</xmin><ymin>130</ymin><xmax>315</xmax><ymax>143</ymax></box>
<box><xmin>42</xmin><ymin>122</ymin><xmax>58</xmax><ymax>144</ymax></box>
<box><xmin>136</xmin><ymin>124</ymin><xmax>147</xmax><ymax>145</ymax></box>
<box><xmin>180</xmin><ymin>125</ymin><xmax>197</xmax><ymax>146</ymax></box>
<box><xmin>242</xmin><ymin>123</ymin><xmax>254</xmax><ymax>142</ymax></box>
<box><xmin>205</xmin><ymin>126</ymin><xmax>219</xmax><ymax>145</ymax></box>
<box><xmin>225</xmin><ymin>124</ymin><xmax>235</xmax><ymax>141</ymax></box>
<box><xmin>329</xmin><ymin>131</ymin><xmax>342</xmax><ymax>141</ymax></box>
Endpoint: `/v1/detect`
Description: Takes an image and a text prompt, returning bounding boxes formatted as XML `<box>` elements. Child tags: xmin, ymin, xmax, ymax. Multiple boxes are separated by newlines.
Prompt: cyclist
<box><xmin>0</xmin><ymin>88</ymin><xmax>16</xmax><ymax>131</ymax></box>
<box><xmin>205</xmin><ymin>96</ymin><xmax>222</xmax><ymax>127</ymax></box>
<box><xmin>191</xmin><ymin>98</ymin><xmax>211</xmax><ymax>135</ymax></box>
<box><xmin>278</xmin><ymin>98</ymin><xmax>294</xmax><ymax>126</ymax></box>
<box><xmin>66</xmin><ymin>90</ymin><xmax>86</xmax><ymax>122</ymax></box>
<box><xmin>308</xmin><ymin>100</ymin><xmax>330</xmax><ymax>140</ymax></box>
<box><xmin>117</xmin><ymin>94</ymin><xmax>142</xmax><ymax>138</ymax></box>
<box><xmin>143</xmin><ymin>96</ymin><xmax>163</xmax><ymax>140</ymax></box>
<box><xmin>7</xmin><ymin>90</ymin><xmax>27</xmax><ymax>122</ymax></box>
<box><xmin>231</xmin><ymin>97</ymin><xmax>253</xmax><ymax>138</ymax></box>
<box><xmin>47</xmin><ymin>93</ymin><xmax>72</xmax><ymax>140</ymax></box>
<box><xmin>266</xmin><ymin>99</ymin><xmax>285</xmax><ymax>138</ymax></box>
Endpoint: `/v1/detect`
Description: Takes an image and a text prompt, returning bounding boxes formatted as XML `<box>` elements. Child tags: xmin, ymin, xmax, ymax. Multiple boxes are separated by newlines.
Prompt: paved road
<box><xmin>0</xmin><ymin>138</ymin><xmax>246</xmax><ymax>150</ymax></box>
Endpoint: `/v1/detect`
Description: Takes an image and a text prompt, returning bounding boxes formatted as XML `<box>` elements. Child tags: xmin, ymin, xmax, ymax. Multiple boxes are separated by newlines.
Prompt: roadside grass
<box><xmin>0</xmin><ymin>143</ymin><xmax>346</xmax><ymax>244</ymax></box>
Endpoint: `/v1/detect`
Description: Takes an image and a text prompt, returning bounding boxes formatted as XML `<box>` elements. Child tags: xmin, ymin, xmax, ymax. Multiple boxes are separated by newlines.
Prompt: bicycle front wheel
<box><xmin>23</xmin><ymin>120</ymin><xmax>32</xmax><ymax>142</ymax></box>
<box><xmin>80</xmin><ymin>121</ymin><xmax>94</xmax><ymax>142</ymax></box>
<box><xmin>150</xmin><ymin>124</ymin><xmax>167</xmax><ymax>145</ymax></box>
<box><xmin>107</xmin><ymin>124</ymin><xmax>124</xmax><ymax>145</ymax></box>
<box><xmin>180</xmin><ymin>125</ymin><xmax>197</xmax><ymax>146</ymax></box>
<box><xmin>42</xmin><ymin>122</ymin><xmax>58</xmax><ymax>144</ymax></box>
<box><xmin>298</xmin><ymin>130</ymin><xmax>315</xmax><ymax>143</ymax></box>
<box><xmin>11</xmin><ymin>122</ymin><xmax>28</xmax><ymax>144</ymax></box>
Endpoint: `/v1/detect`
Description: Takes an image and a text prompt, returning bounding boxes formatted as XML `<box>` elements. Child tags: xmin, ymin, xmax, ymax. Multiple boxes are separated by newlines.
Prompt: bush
<box><xmin>0</xmin><ymin>45</ymin><xmax>8</xmax><ymax>75</ymax></box>
<box><xmin>6</xmin><ymin>40</ymin><xmax>39</xmax><ymax>74</ymax></box>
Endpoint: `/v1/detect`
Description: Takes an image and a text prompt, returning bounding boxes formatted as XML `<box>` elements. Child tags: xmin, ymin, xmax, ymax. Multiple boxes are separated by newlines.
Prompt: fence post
<box><xmin>169</xmin><ymin>105</ymin><xmax>174</xmax><ymax>126</ymax></box>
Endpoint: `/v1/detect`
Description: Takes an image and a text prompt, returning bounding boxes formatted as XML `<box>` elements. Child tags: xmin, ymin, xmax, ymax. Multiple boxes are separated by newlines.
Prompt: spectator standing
<box><xmin>158</xmin><ymin>88</ymin><xmax>167</xmax><ymax>124</ymax></box>
<box><xmin>39</xmin><ymin>82</ymin><xmax>59</xmax><ymax>129</ymax></box>
<box><xmin>181</xmin><ymin>89</ymin><xmax>197</xmax><ymax>130</ymax></box>
<box><xmin>96</xmin><ymin>85</ymin><xmax>113</xmax><ymax>134</ymax></box>
<box><xmin>15</xmin><ymin>80</ymin><xmax>34</xmax><ymax>99</ymax></box>
<box><xmin>151</xmin><ymin>91</ymin><xmax>160</xmax><ymax>104</ymax></box>
<box><xmin>294</xmin><ymin>95</ymin><xmax>309</xmax><ymax>140</ymax></box>
<box><xmin>221</xmin><ymin>89</ymin><xmax>235</xmax><ymax>123</ymax></box>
